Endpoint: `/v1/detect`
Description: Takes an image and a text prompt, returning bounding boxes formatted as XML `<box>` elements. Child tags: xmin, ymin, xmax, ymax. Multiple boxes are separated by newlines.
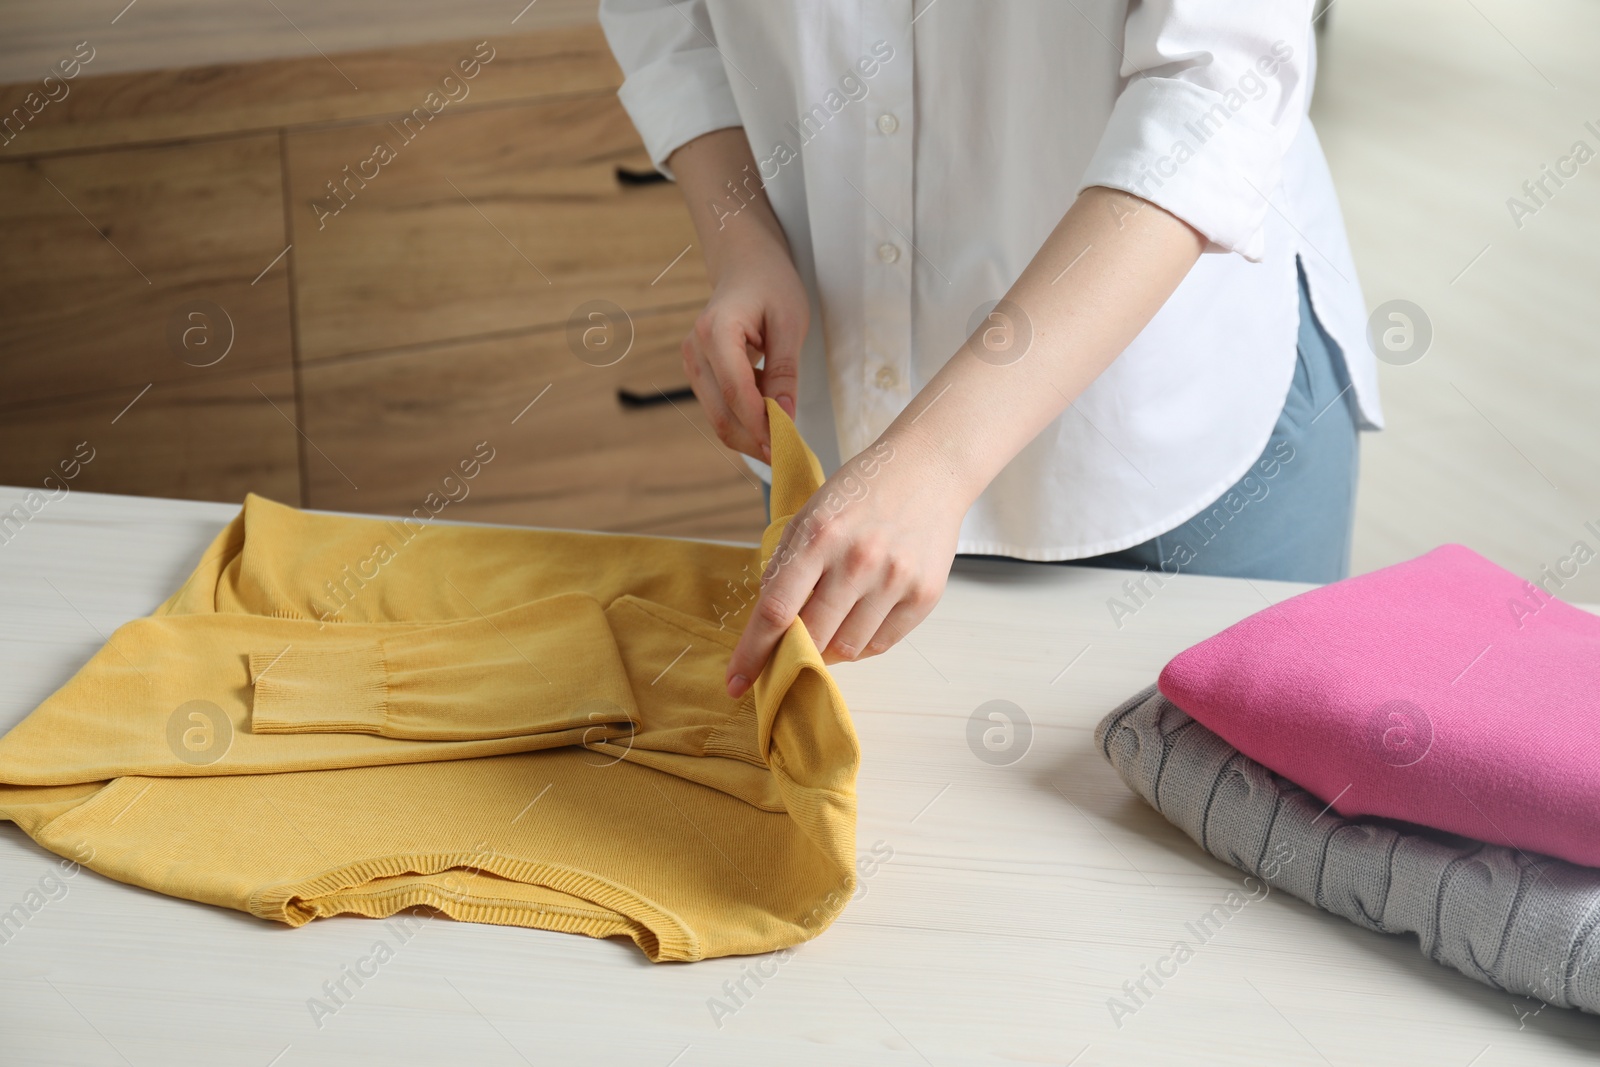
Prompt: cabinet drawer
<box><xmin>0</xmin><ymin>134</ymin><xmax>298</xmax><ymax>503</ymax></box>
<box><xmin>284</xmin><ymin>92</ymin><xmax>708</xmax><ymax>364</ymax></box>
<box><xmin>0</xmin><ymin>134</ymin><xmax>293</xmax><ymax>406</ymax></box>
<box><xmin>0</xmin><ymin>370</ymin><xmax>299</xmax><ymax>505</ymax></box>
<box><xmin>300</xmin><ymin>304</ymin><xmax>766</xmax><ymax>541</ymax></box>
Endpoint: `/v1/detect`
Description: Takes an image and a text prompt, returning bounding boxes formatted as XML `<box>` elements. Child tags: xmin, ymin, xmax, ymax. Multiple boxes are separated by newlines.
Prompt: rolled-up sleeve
<box><xmin>1076</xmin><ymin>1</ymin><xmax>1313</xmax><ymax>261</ymax></box>
<box><xmin>598</xmin><ymin>0</ymin><xmax>745</xmax><ymax>175</ymax></box>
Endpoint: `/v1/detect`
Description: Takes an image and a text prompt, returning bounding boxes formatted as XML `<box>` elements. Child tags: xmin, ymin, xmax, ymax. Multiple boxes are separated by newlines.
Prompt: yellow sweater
<box><xmin>0</xmin><ymin>400</ymin><xmax>857</xmax><ymax>962</ymax></box>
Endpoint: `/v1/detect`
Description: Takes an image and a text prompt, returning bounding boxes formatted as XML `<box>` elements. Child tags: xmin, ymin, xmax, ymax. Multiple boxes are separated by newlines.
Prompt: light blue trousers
<box><xmin>1072</xmin><ymin>258</ymin><xmax>1361</xmax><ymax>583</ymax></box>
<box><xmin>761</xmin><ymin>258</ymin><xmax>1362</xmax><ymax>584</ymax></box>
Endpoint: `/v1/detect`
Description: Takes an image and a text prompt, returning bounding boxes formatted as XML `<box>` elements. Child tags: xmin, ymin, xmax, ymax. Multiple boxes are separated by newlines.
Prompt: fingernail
<box><xmin>760</xmin><ymin>442</ymin><xmax>771</xmax><ymax>463</ymax></box>
<box><xmin>777</xmin><ymin>395</ymin><xmax>796</xmax><ymax>418</ymax></box>
<box><xmin>727</xmin><ymin>674</ymin><xmax>750</xmax><ymax>697</ymax></box>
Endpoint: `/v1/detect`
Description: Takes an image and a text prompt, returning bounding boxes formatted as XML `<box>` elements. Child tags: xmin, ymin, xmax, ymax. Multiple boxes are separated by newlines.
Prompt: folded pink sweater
<box><xmin>1158</xmin><ymin>543</ymin><xmax>1600</xmax><ymax>868</ymax></box>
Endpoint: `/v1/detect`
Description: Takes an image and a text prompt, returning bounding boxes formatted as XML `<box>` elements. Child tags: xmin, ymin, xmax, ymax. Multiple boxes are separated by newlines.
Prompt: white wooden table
<box><xmin>2</xmin><ymin>486</ymin><xmax>1596</xmax><ymax>1066</ymax></box>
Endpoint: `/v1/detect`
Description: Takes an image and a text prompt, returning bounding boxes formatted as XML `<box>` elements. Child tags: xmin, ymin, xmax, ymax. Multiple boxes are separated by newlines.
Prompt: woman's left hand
<box><xmin>725</xmin><ymin>434</ymin><xmax>965</xmax><ymax>697</ymax></box>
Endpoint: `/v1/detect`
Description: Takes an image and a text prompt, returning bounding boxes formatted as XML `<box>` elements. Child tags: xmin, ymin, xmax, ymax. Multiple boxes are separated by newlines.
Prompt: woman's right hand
<box><xmin>665</xmin><ymin>128</ymin><xmax>808</xmax><ymax>463</ymax></box>
<box><xmin>681</xmin><ymin>223</ymin><xmax>808</xmax><ymax>463</ymax></box>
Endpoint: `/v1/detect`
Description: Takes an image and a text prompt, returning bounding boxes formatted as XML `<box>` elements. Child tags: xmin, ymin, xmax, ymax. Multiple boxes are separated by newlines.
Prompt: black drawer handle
<box><xmin>618</xmin><ymin>384</ymin><xmax>695</xmax><ymax>408</ymax></box>
<box><xmin>615</xmin><ymin>166</ymin><xmax>669</xmax><ymax>186</ymax></box>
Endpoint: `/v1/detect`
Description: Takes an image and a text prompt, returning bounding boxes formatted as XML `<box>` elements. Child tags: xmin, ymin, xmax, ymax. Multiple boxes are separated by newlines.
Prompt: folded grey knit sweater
<box><xmin>1096</xmin><ymin>685</ymin><xmax>1600</xmax><ymax>1014</ymax></box>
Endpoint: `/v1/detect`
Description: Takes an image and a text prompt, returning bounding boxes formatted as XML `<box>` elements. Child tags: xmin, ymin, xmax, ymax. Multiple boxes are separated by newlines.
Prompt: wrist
<box><xmin>703</xmin><ymin>210</ymin><xmax>791</xmax><ymax>286</ymax></box>
<box><xmin>877</xmin><ymin>414</ymin><xmax>990</xmax><ymax>515</ymax></box>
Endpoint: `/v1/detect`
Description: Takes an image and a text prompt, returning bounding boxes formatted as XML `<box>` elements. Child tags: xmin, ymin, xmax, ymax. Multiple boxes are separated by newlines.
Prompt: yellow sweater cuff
<box><xmin>249</xmin><ymin>645</ymin><xmax>387</xmax><ymax>734</ymax></box>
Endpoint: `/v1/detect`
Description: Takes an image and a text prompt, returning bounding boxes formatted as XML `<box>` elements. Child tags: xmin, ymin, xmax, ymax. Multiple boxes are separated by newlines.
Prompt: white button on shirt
<box><xmin>600</xmin><ymin>0</ymin><xmax>1384</xmax><ymax>560</ymax></box>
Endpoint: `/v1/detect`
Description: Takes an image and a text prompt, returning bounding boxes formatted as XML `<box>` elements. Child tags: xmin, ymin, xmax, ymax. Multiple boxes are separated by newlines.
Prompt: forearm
<box><xmin>666</xmin><ymin>128</ymin><xmax>792</xmax><ymax>283</ymax></box>
<box><xmin>663</xmin><ymin>128</ymin><xmax>811</xmax><ymax>449</ymax></box>
<box><xmin>882</xmin><ymin>186</ymin><xmax>1206</xmax><ymax>504</ymax></box>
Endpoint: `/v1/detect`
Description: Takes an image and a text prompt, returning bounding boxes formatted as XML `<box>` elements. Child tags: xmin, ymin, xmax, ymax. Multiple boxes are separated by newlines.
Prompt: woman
<box><xmin>598</xmin><ymin>1</ymin><xmax>1382</xmax><ymax>698</ymax></box>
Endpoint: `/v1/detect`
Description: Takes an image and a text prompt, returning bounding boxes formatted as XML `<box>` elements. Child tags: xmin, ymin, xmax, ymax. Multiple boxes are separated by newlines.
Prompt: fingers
<box><xmin>682</xmin><ymin>337</ymin><xmax>760</xmax><ymax>458</ymax></box>
<box><xmin>796</xmin><ymin>572</ymin><xmax>865</xmax><ymax>659</ymax></box>
<box><xmin>685</xmin><ymin>311</ymin><xmax>771</xmax><ymax>460</ymax></box>
<box><xmin>798</xmin><ymin>527</ymin><xmax>894</xmax><ymax>655</ymax></box>
<box><xmin>757</xmin><ymin>306</ymin><xmax>804</xmax><ymax>420</ymax></box>
<box><xmin>729</xmin><ymin>510</ymin><xmax>946</xmax><ymax>689</ymax></box>
<box><xmin>736</xmin><ymin>561</ymin><xmax>939</xmax><ymax>680</ymax></box>
<box><xmin>857</xmin><ymin>589</ymin><xmax>941</xmax><ymax>660</ymax></box>
<box><xmin>824</xmin><ymin>596</ymin><xmax>893</xmax><ymax>663</ymax></box>
<box><xmin>726</xmin><ymin>532</ymin><xmax>824</xmax><ymax>697</ymax></box>
<box><xmin>821</xmin><ymin>568</ymin><xmax>942</xmax><ymax>663</ymax></box>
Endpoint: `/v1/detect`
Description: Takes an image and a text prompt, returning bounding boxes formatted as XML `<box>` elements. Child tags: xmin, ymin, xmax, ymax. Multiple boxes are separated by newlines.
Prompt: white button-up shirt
<box><xmin>600</xmin><ymin>0</ymin><xmax>1383</xmax><ymax>560</ymax></box>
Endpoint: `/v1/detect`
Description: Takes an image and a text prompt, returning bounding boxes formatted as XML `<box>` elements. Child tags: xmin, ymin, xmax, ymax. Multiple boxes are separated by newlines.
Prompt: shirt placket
<box><xmin>853</xmin><ymin>1</ymin><xmax>915</xmax><ymax>456</ymax></box>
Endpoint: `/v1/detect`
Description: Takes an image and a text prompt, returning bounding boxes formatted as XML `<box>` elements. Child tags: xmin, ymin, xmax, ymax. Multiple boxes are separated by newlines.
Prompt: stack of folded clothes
<box><xmin>1096</xmin><ymin>544</ymin><xmax>1600</xmax><ymax>1012</ymax></box>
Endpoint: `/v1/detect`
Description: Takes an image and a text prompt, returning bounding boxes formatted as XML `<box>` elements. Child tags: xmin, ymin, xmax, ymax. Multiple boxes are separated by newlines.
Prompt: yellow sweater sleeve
<box><xmin>0</xmin><ymin>594</ymin><xmax>638</xmax><ymax>785</ymax></box>
<box><xmin>247</xmin><ymin>592</ymin><xmax>635</xmax><ymax>742</ymax></box>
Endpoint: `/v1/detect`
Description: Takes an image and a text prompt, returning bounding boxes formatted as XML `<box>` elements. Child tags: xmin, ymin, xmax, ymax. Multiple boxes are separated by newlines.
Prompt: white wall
<box><xmin>1314</xmin><ymin>0</ymin><xmax>1600</xmax><ymax>601</ymax></box>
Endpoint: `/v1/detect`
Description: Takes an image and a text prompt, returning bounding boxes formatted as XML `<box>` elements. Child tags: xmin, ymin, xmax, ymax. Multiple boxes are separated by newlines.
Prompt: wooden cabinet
<box><xmin>0</xmin><ymin>25</ymin><xmax>765</xmax><ymax>541</ymax></box>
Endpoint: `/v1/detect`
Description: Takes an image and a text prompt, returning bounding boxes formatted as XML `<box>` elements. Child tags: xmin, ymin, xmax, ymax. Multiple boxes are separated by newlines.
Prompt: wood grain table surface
<box><xmin>2</xmin><ymin>485</ymin><xmax>1596</xmax><ymax>1066</ymax></box>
